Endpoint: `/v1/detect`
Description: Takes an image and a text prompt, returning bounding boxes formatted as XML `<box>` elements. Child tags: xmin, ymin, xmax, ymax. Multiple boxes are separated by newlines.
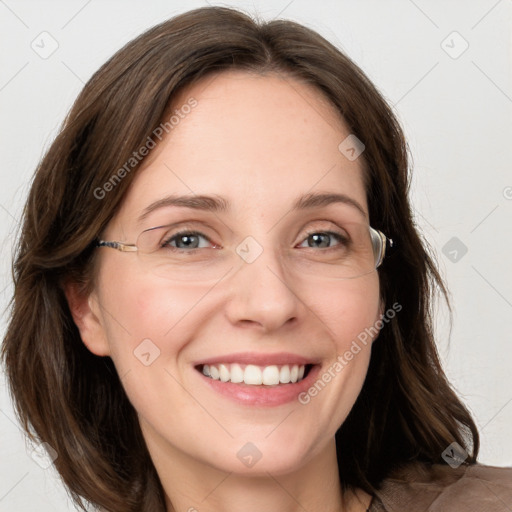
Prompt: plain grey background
<box><xmin>1</xmin><ymin>0</ymin><xmax>511</xmax><ymax>510</ymax></box>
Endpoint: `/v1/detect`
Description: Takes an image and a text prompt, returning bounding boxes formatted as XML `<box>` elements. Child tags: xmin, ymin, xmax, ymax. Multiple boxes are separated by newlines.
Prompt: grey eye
<box><xmin>163</xmin><ymin>231</ymin><xmax>212</xmax><ymax>250</ymax></box>
<box><xmin>299</xmin><ymin>232</ymin><xmax>345</xmax><ymax>249</ymax></box>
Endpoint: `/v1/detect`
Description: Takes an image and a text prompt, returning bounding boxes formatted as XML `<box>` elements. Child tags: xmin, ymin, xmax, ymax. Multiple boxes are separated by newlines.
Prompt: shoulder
<box><xmin>369</xmin><ymin>461</ymin><xmax>512</xmax><ymax>511</ymax></box>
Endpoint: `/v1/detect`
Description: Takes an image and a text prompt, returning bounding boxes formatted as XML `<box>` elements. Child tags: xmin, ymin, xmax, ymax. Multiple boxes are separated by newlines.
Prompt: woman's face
<box><xmin>79</xmin><ymin>70</ymin><xmax>383</xmax><ymax>476</ymax></box>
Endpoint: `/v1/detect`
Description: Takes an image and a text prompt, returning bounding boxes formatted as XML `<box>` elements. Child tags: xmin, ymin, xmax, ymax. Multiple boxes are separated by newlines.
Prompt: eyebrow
<box><xmin>137</xmin><ymin>191</ymin><xmax>367</xmax><ymax>224</ymax></box>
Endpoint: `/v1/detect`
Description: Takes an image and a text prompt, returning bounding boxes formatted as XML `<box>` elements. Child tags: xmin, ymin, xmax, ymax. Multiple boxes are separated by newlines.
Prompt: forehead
<box><xmin>114</xmin><ymin>70</ymin><xmax>367</xmax><ymax>229</ymax></box>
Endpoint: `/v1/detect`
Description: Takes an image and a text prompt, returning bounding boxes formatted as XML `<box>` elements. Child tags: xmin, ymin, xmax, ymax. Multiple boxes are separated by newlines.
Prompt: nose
<box><xmin>223</xmin><ymin>243</ymin><xmax>303</xmax><ymax>333</ymax></box>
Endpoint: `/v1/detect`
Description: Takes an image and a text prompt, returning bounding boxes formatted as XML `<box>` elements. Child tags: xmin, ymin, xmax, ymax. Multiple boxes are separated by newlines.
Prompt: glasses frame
<box><xmin>95</xmin><ymin>225</ymin><xmax>393</xmax><ymax>275</ymax></box>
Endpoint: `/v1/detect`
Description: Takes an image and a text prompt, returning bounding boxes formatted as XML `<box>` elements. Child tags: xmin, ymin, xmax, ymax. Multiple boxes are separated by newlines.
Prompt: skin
<box><xmin>66</xmin><ymin>70</ymin><xmax>383</xmax><ymax>512</ymax></box>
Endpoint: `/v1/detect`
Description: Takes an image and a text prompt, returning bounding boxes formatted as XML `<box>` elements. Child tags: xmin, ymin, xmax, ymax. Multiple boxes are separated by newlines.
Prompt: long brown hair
<box><xmin>1</xmin><ymin>6</ymin><xmax>479</xmax><ymax>511</ymax></box>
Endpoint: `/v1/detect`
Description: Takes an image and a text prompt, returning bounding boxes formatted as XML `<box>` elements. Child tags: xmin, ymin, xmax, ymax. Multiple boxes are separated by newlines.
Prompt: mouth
<box><xmin>193</xmin><ymin>354</ymin><xmax>321</xmax><ymax>407</ymax></box>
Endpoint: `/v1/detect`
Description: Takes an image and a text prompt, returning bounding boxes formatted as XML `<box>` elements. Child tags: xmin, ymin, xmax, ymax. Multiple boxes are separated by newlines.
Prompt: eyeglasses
<box><xmin>96</xmin><ymin>221</ymin><xmax>393</xmax><ymax>283</ymax></box>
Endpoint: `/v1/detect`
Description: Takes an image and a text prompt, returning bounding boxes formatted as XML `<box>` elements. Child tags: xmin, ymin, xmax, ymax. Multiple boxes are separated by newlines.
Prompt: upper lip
<box><xmin>193</xmin><ymin>352</ymin><xmax>319</xmax><ymax>367</ymax></box>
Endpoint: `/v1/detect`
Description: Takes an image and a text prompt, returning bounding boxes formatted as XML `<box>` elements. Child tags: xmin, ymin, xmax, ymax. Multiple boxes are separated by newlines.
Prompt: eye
<box><xmin>162</xmin><ymin>230</ymin><xmax>216</xmax><ymax>250</ymax></box>
<box><xmin>297</xmin><ymin>231</ymin><xmax>348</xmax><ymax>250</ymax></box>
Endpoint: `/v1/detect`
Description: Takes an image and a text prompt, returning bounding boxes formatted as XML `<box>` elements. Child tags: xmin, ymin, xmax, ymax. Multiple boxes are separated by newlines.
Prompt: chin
<box><xmin>204</xmin><ymin>432</ymin><xmax>320</xmax><ymax>477</ymax></box>
<box><xmin>221</xmin><ymin>450</ymin><xmax>311</xmax><ymax>477</ymax></box>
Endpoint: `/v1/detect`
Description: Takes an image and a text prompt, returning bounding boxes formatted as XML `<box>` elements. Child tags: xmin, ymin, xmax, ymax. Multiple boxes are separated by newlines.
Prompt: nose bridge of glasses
<box><xmin>225</xmin><ymin>233</ymin><xmax>291</xmax><ymax>282</ymax></box>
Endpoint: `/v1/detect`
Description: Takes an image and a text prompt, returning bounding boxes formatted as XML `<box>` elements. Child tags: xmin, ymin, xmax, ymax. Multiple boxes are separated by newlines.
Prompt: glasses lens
<box><xmin>137</xmin><ymin>226</ymin><xmax>232</xmax><ymax>282</ymax></box>
<box><xmin>289</xmin><ymin>222</ymin><xmax>380</xmax><ymax>280</ymax></box>
<box><xmin>135</xmin><ymin>222</ymin><xmax>382</xmax><ymax>283</ymax></box>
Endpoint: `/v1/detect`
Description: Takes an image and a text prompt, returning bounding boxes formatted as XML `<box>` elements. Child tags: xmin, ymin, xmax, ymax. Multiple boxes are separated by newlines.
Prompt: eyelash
<box><xmin>162</xmin><ymin>229</ymin><xmax>348</xmax><ymax>252</ymax></box>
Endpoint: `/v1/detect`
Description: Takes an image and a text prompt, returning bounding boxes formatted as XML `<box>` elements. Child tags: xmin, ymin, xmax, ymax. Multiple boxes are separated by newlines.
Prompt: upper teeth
<box><xmin>202</xmin><ymin>363</ymin><xmax>306</xmax><ymax>386</ymax></box>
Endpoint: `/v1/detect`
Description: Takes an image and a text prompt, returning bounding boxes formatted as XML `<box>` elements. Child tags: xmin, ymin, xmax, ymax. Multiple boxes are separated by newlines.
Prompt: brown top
<box><xmin>367</xmin><ymin>462</ymin><xmax>512</xmax><ymax>511</ymax></box>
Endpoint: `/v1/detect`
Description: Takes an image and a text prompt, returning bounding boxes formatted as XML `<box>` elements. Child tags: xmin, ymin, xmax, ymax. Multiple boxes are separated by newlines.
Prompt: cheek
<box><xmin>96</xmin><ymin>258</ymin><xmax>209</xmax><ymax>369</ymax></box>
<box><xmin>308</xmin><ymin>274</ymin><xmax>381</xmax><ymax>350</ymax></box>
<box><xmin>96</xmin><ymin>270</ymin><xmax>208</xmax><ymax>420</ymax></box>
<box><xmin>292</xmin><ymin>276</ymin><xmax>381</xmax><ymax>440</ymax></box>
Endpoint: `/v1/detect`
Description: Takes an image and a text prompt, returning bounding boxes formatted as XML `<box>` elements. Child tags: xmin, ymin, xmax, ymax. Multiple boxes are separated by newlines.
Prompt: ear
<box><xmin>62</xmin><ymin>279</ymin><xmax>111</xmax><ymax>357</ymax></box>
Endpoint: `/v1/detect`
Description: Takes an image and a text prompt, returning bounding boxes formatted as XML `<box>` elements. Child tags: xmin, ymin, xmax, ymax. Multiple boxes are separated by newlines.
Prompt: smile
<box><xmin>200</xmin><ymin>363</ymin><xmax>311</xmax><ymax>385</ymax></box>
<box><xmin>193</xmin><ymin>352</ymin><xmax>321</xmax><ymax>406</ymax></box>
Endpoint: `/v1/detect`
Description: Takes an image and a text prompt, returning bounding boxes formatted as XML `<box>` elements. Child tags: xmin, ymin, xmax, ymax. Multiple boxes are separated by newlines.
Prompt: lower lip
<box><xmin>197</xmin><ymin>365</ymin><xmax>322</xmax><ymax>407</ymax></box>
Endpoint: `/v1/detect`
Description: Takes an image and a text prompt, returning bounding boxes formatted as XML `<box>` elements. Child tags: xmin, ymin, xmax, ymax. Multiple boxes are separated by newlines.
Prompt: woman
<box><xmin>2</xmin><ymin>6</ymin><xmax>511</xmax><ymax>512</ymax></box>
